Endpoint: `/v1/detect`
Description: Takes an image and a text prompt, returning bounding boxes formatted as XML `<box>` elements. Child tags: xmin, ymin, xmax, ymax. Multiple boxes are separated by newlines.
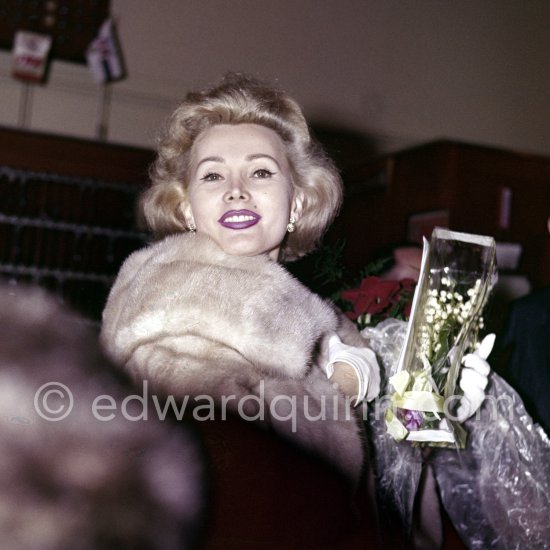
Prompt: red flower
<box><xmin>403</xmin><ymin>301</ymin><xmax>413</xmax><ymax>319</ymax></box>
<box><xmin>341</xmin><ymin>276</ymin><xmax>402</xmax><ymax>318</ymax></box>
<box><xmin>400</xmin><ymin>278</ymin><xmax>416</xmax><ymax>293</ymax></box>
<box><xmin>399</xmin><ymin>278</ymin><xmax>416</xmax><ymax>319</ymax></box>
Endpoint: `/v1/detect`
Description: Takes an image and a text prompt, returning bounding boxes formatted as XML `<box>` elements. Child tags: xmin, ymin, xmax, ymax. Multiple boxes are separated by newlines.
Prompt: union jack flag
<box><xmin>86</xmin><ymin>19</ymin><xmax>126</xmax><ymax>84</ymax></box>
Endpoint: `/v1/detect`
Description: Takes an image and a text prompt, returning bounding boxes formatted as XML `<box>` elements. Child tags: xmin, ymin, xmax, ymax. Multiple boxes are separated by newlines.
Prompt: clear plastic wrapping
<box><xmin>387</xmin><ymin>228</ymin><xmax>497</xmax><ymax>447</ymax></box>
<box><xmin>362</xmin><ymin>319</ymin><xmax>550</xmax><ymax>549</ymax></box>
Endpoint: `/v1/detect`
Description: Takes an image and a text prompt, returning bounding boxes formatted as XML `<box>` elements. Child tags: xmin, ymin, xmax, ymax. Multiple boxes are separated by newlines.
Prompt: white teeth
<box><xmin>225</xmin><ymin>215</ymin><xmax>255</xmax><ymax>222</ymax></box>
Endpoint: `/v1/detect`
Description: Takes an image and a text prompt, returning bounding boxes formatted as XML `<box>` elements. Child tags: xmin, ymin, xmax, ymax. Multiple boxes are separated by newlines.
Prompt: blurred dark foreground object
<box><xmin>0</xmin><ymin>284</ymin><xmax>206</xmax><ymax>550</ymax></box>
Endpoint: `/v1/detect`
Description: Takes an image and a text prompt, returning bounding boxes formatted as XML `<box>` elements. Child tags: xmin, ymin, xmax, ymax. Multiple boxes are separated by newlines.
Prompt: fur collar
<box><xmin>101</xmin><ymin>233</ymin><xmax>365</xmax><ymax>481</ymax></box>
<box><xmin>102</xmin><ymin>233</ymin><xmax>339</xmax><ymax>380</ymax></box>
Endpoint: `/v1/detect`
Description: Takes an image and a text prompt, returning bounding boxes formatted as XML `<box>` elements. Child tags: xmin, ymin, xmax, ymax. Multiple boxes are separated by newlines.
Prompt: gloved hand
<box><xmin>325</xmin><ymin>334</ymin><xmax>381</xmax><ymax>405</ymax></box>
<box><xmin>455</xmin><ymin>333</ymin><xmax>495</xmax><ymax>422</ymax></box>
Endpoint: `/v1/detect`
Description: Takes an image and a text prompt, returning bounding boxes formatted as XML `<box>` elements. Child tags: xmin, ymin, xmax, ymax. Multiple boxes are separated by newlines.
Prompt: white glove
<box><xmin>325</xmin><ymin>334</ymin><xmax>381</xmax><ymax>404</ymax></box>
<box><xmin>455</xmin><ymin>334</ymin><xmax>495</xmax><ymax>422</ymax></box>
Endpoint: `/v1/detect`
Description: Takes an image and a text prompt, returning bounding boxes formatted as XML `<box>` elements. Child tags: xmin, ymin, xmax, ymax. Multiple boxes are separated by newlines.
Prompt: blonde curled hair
<box><xmin>141</xmin><ymin>73</ymin><xmax>342</xmax><ymax>262</ymax></box>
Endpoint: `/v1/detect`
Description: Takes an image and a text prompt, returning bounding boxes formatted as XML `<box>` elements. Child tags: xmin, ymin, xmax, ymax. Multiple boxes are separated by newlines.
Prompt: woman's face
<box><xmin>185</xmin><ymin>123</ymin><xmax>303</xmax><ymax>260</ymax></box>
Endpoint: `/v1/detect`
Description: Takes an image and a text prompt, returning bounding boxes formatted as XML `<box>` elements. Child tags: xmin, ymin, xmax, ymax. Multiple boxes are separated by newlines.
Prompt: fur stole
<box><xmin>101</xmin><ymin>233</ymin><xmax>365</xmax><ymax>480</ymax></box>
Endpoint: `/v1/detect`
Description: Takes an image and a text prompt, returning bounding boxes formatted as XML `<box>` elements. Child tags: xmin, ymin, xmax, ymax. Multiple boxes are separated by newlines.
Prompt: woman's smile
<box><xmin>218</xmin><ymin>209</ymin><xmax>261</xmax><ymax>229</ymax></box>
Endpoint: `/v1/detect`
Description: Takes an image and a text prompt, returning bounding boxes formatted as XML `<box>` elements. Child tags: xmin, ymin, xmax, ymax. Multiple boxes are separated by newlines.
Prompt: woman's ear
<box><xmin>291</xmin><ymin>190</ymin><xmax>305</xmax><ymax>222</ymax></box>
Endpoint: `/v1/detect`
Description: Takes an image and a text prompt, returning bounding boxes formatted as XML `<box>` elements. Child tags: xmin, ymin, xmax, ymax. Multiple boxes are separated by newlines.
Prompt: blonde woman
<box><xmin>101</xmin><ymin>74</ymin><xmax>381</xmax><ymax>483</ymax></box>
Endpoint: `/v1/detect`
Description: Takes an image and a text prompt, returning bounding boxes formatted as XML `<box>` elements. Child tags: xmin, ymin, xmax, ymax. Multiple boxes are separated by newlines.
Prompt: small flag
<box><xmin>12</xmin><ymin>31</ymin><xmax>52</xmax><ymax>83</ymax></box>
<box><xmin>86</xmin><ymin>19</ymin><xmax>126</xmax><ymax>84</ymax></box>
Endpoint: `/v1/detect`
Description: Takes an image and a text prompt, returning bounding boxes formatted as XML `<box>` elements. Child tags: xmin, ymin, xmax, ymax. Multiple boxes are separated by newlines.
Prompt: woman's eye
<box><xmin>253</xmin><ymin>169</ymin><xmax>274</xmax><ymax>179</ymax></box>
<box><xmin>201</xmin><ymin>172</ymin><xmax>222</xmax><ymax>182</ymax></box>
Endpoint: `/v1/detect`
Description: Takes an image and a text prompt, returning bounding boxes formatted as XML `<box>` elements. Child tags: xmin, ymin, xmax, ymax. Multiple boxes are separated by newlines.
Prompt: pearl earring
<box><xmin>187</xmin><ymin>222</ymin><xmax>196</xmax><ymax>233</ymax></box>
<box><xmin>287</xmin><ymin>216</ymin><xmax>296</xmax><ymax>233</ymax></box>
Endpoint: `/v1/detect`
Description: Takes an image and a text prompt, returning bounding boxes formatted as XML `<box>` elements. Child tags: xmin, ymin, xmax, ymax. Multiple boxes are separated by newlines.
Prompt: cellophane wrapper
<box><xmin>361</xmin><ymin>319</ymin><xmax>550</xmax><ymax>549</ymax></box>
<box><xmin>385</xmin><ymin>227</ymin><xmax>497</xmax><ymax>447</ymax></box>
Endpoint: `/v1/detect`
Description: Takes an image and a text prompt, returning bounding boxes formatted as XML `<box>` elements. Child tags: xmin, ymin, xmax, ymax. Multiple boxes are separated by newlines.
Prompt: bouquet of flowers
<box><xmin>385</xmin><ymin>228</ymin><xmax>497</xmax><ymax>447</ymax></box>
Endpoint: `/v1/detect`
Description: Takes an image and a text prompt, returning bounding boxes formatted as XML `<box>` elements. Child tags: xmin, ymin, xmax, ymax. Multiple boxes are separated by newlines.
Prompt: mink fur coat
<box><xmin>101</xmin><ymin>233</ymin><xmax>368</xmax><ymax>481</ymax></box>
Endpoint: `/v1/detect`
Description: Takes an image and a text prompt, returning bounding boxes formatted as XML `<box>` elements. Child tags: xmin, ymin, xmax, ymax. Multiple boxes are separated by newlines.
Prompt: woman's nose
<box><xmin>223</xmin><ymin>179</ymin><xmax>250</xmax><ymax>202</ymax></box>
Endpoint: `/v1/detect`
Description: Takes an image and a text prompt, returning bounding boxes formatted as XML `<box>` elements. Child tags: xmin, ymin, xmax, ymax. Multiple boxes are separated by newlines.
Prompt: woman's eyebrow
<box><xmin>246</xmin><ymin>153</ymin><xmax>281</xmax><ymax>168</ymax></box>
<box><xmin>195</xmin><ymin>153</ymin><xmax>281</xmax><ymax>169</ymax></box>
<box><xmin>196</xmin><ymin>156</ymin><xmax>225</xmax><ymax>169</ymax></box>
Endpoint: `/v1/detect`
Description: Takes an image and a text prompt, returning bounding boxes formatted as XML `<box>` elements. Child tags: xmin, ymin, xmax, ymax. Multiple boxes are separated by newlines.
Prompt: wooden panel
<box><xmin>0</xmin><ymin>126</ymin><xmax>154</xmax><ymax>183</ymax></box>
<box><xmin>449</xmin><ymin>143</ymin><xmax>550</xmax><ymax>286</ymax></box>
<box><xmin>0</xmin><ymin>127</ymin><xmax>154</xmax><ymax>320</ymax></box>
<box><xmin>337</xmin><ymin>140</ymin><xmax>550</xmax><ymax>287</ymax></box>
